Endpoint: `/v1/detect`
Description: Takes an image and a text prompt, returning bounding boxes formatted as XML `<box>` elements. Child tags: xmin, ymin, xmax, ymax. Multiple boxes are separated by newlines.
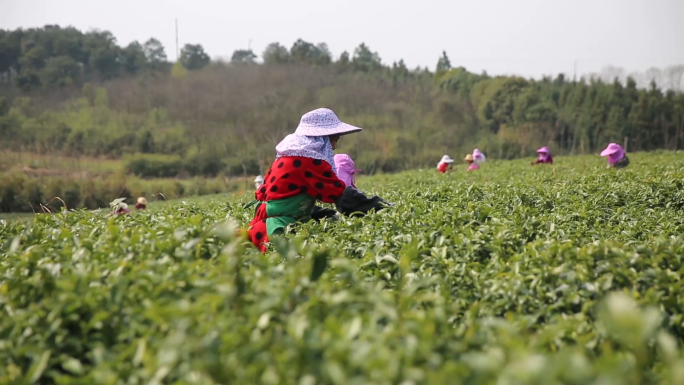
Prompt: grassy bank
<box><xmin>0</xmin><ymin>151</ymin><xmax>123</xmax><ymax>176</ymax></box>
<box><xmin>0</xmin><ymin>149</ymin><xmax>264</xmax><ymax>213</ymax></box>
<box><xmin>0</xmin><ymin>171</ymin><xmax>259</xmax><ymax>213</ymax></box>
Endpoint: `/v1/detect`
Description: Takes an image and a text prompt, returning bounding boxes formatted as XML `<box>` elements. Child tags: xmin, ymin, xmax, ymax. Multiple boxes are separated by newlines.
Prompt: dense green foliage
<box><xmin>2</xmin><ymin>152</ymin><xmax>684</xmax><ymax>383</ymax></box>
<box><xmin>1</xmin><ymin>25</ymin><xmax>684</xmax><ymax>176</ymax></box>
<box><xmin>0</xmin><ymin>26</ymin><xmax>210</xmax><ymax>90</ymax></box>
<box><xmin>124</xmin><ymin>153</ymin><xmax>228</xmax><ymax>178</ymax></box>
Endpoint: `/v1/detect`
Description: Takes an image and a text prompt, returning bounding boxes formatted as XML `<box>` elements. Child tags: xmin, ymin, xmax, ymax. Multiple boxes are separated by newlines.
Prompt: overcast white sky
<box><xmin>2</xmin><ymin>0</ymin><xmax>683</xmax><ymax>79</ymax></box>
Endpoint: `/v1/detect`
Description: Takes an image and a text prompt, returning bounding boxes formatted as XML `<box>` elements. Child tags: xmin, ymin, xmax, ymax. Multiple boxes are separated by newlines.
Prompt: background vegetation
<box><xmin>1</xmin><ymin>25</ymin><xmax>683</xmax><ymax>212</ymax></box>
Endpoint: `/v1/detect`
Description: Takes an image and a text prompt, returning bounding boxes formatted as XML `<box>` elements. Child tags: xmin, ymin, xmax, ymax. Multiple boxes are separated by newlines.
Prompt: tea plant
<box><xmin>2</xmin><ymin>152</ymin><xmax>684</xmax><ymax>384</ymax></box>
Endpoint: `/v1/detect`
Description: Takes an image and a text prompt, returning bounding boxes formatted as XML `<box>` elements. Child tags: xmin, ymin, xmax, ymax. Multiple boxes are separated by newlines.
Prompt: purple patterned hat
<box><xmin>294</xmin><ymin>108</ymin><xmax>363</xmax><ymax>137</ymax></box>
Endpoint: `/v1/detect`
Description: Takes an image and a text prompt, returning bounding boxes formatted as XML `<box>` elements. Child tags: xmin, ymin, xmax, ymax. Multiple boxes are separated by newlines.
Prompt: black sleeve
<box><xmin>335</xmin><ymin>187</ymin><xmax>391</xmax><ymax>217</ymax></box>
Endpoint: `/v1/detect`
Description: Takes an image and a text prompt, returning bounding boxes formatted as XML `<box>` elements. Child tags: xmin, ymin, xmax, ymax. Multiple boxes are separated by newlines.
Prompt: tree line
<box><xmin>0</xmin><ymin>25</ymin><xmax>211</xmax><ymax>90</ymax></box>
<box><xmin>0</xmin><ymin>25</ymin><xmax>391</xmax><ymax>90</ymax></box>
<box><xmin>1</xmin><ymin>25</ymin><xmax>683</xmax><ymax>176</ymax></box>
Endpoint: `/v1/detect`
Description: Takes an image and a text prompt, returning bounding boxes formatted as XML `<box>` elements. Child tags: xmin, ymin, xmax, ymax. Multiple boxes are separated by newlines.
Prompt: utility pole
<box><xmin>248</xmin><ymin>39</ymin><xmax>252</xmax><ymax>51</ymax></box>
<box><xmin>573</xmin><ymin>60</ymin><xmax>577</xmax><ymax>82</ymax></box>
<box><xmin>175</xmin><ymin>18</ymin><xmax>179</xmax><ymax>60</ymax></box>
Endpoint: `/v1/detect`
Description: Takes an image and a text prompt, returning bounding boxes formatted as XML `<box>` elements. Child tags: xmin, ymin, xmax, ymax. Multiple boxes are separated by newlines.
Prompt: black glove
<box><xmin>311</xmin><ymin>205</ymin><xmax>338</xmax><ymax>221</ymax></box>
<box><xmin>335</xmin><ymin>187</ymin><xmax>391</xmax><ymax>217</ymax></box>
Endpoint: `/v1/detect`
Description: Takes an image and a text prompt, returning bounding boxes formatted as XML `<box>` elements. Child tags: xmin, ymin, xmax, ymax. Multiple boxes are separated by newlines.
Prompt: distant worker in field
<box><xmin>600</xmin><ymin>143</ymin><xmax>630</xmax><ymax>169</ymax></box>
<box><xmin>532</xmin><ymin>146</ymin><xmax>553</xmax><ymax>165</ymax></box>
<box><xmin>135</xmin><ymin>197</ymin><xmax>147</xmax><ymax>210</ymax></box>
<box><xmin>110</xmin><ymin>198</ymin><xmax>130</xmax><ymax>215</ymax></box>
<box><xmin>464</xmin><ymin>154</ymin><xmax>479</xmax><ymax>171</ymax></box>
<box><xmin>115</xmin><ymin>203</ymin><xmax>130</xmax><ymax>215</ymax></box>
<box><xmin>473</xmin><ymin>149</ymin><xmax>486</xmax><ymax>164</ymax></box>
<box><xmin>254</xmin><ymin>175</ymin><xmax>264</xmax><ymax>190</ymax></box>
<box><xmin>246</xmin><ymin>108</ymin><xmax>389</xmax><ymax>252</ymax></box>
<box><xmin>437</xmin><ymin>155</ymin><xmax>455</xmax><ymax>173</ymax></box>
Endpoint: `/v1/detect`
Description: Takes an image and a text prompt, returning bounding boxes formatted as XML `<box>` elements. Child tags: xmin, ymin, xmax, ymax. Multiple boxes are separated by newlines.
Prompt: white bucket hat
<box><xmin>294</xmin><ymin>108</ymin><xmax>363</xmax><ymax>137</ymax></box>
<box><xmin>440</xmin><ymin>155</ymin><xmax>455</xmax><ymax>164</ymax></box>
<box><xmin>254</xmin><ymin>175</ymin><xmax>264</xmax><ymax>183</ymax></box>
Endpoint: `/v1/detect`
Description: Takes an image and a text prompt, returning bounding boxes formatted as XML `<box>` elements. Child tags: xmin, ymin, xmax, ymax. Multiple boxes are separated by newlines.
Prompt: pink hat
<box><xmin>334</xmin><ymin>154</ymin><xmax>360</xmax><ymax>189</ymax></box>
<box><xmin>473</xmin><ymin>149</ymin><xmax>486</xmax><ymax>164</ymax></box>
<box><xmin>537</xmin><ymin>146</ymin><xmax>550</xmax><ymax>154</ymax></box>
<box><xmin>600</xmin><ymin>143</ymin><xmax>625</xmax><ymax>164</ymax></box>
<box><xmin>295</xmin><ymin>108</ymin><xmax>363</xmax><ymax>137</ymax></box>
<box><xmin>600</xmin><ymin>143</ymin><xmax>624</xmax><ymax>156</ymax></box>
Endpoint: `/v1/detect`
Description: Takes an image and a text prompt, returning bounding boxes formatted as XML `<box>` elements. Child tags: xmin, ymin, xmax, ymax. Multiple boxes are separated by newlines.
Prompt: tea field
<box><xmin>3</xmin><ymin>152</ymin><xmax>684</xmax><ymax>384</ymax></box>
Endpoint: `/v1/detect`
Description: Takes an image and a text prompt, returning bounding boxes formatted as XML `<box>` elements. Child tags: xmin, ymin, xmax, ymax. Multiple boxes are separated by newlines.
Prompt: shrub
<box><xmin>125</xmin><ymin>153</ymin><xmax>183</xmax><ymax>178</ymax></box>
<box><xmin>183</xmin><ymin>153</ymin><xmax>226</xmax><ymax>177</ymax></box>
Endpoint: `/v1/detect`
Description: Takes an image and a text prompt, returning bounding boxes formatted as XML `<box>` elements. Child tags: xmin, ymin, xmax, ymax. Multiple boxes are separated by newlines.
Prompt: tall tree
<box><xmin>84</xmin><ymin>30</ymin><xmax>120</xmax><ymax>78</ymax></box>
<box><xmin>180</xmin><ymin>43</ymin><xmax>210</xmax><ymax>70</ymax></box>
<box><xmin>19</xmin><ymin>45</ymin><xmax>48</xmax><ymax>70</ymax></box>
<box><xmin>0</xmin><ymin>29</ymin><xmax>23</xmax><ymax>75</ymax></box>
<box><xmin>315</xmin><ymin>43</ymin><xmax>332</xmax><ymax>66</ymax></box>
<box><xmin>336</xmin><ymin>51</ymin><xmax>351</xmax><ymax>72</ymax></box>
<box><xmin>120</xmin><ymin>41</ymin><xmax>147</xmax><ymax>74</ymax></box>
<box><xmin>40</xmin><ymin>55</ymin><xmax>82</xmax><ymax>86</ymax></box>
<box><xmin>290</xmin><ymin>39</ymin><xmax>331</xmax><ymax>66</ymax></box>
<box><xmin>14</xmin><ymin>71</ymin><xmax>41</xmax><ymax>91</ymax></box>
<box><xmin>89</xmin><ymin>47</ymin><xmax>120</xmax><ymax>78</ymax></box>
<box><xmin>435</xmin><ymin>51</ymin><xmax>451</xmax><ymax>77</ymax></box>
<box><xmin>352</xmin><ymin>43</ymin><xmax>382</xmax><ymax>73</ymax></box>
<box><xmin>51</xmin><ymin>27</ymin><xmax>87</xmax><ymax>65</ymax></box>
<box><xmin>143</xmin><ymin>38</ymin><xmax>168</xmax><ymax>71</ymax></box>
<box><xmin>262</xmin><ymin>42</ymin><xmax>290</xmax><ymax>65</ymax></box>
<box><xmin>231</xmin><ymin>49</ymin><xmax>257</xmax><ymax>64</ymax></box>
<box><xmin>391</xmin><ymin>60</ymin><xmax>410</xmax><ymax>85</ymax></box>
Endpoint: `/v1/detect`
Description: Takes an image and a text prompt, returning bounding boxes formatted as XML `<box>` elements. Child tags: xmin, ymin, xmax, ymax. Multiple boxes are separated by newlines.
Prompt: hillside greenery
<box><xmin>1</xmin><ymin>26</ymin><xmax>683</xmax><ymax>178</ymax></box>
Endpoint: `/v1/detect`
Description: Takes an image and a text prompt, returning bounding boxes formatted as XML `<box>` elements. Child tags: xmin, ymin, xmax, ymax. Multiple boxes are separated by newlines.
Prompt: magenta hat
<box><xmin>294</xmin><ymin>108</ymin><xmax>363</xmax><ymax>137</ymax></box>
<box><xmin>600</xmin><ymin>143</ymin><xmax>625</xmax><ymax>164</ymax></box>
<box><xmin>537</xmin><ymin>146</ymin><xmax>550</xmax><ymax>154</ymax></box>
<box><xmin>334</xmin><ymin>154</ymin><xmax>360</xmax><ymax>188</ymax></box>
<box><xmin>600</xmin><ymin>143</ymin><xmax>623</xmax><ymax>156</ymax></box>
<box><xmin>472</xmin><ymin>149</ymin><xmax>486</xmax><ymax>164</ymax></box>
